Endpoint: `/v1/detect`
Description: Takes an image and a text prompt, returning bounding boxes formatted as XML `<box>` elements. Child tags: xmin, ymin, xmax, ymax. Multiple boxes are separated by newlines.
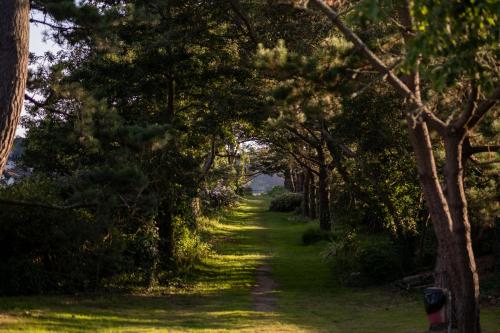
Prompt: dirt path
<box><xmin>252</xmin><ymin>264</ymin><xmax>278</xmax><ymax>312</ymax></box>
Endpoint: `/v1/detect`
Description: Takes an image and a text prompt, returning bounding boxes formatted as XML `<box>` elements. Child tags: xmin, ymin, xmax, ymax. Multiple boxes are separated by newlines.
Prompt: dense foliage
<box><xmin>269</xmin><ymin>192</ymin><xmax>302</xmax><ymax>212</ymax></box>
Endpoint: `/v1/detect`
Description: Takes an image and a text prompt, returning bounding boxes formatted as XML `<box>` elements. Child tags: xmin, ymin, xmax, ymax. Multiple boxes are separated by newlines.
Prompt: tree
<box><xmin>0</xmin><ymin>0</ymin><xmax>97</xmax><ymax>175</ymax></box>
<box><xmin>21</xmin><ymin>0</ymin><xmax>270</xmax><ymax>275</ymax></box>
<box><xmin>302</xmin><ymin>1</ymin><xmax>499</xmax><ymax>331</ymax></box>
<box><xmin>0</xmin><ymin>0</ymin><xmax>30</xmax><ymax>175</ymax></box>
<box><xmin>261</xmin><ymin>120</ymin><xmax>332</xmax><ymax>228</ymax></box>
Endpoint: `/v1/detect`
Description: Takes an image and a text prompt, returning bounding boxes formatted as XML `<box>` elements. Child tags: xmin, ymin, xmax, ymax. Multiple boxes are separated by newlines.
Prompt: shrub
<box><xmin>267</xmin><ymin>185</ymin><xmax>287</xmax><ymax>197</ymax></box>
<box><xmin>123</xmin><ymin>220</ymin><xmax>160</xmax><ymax>286</ymax></box>
<box><xmin>269</xmin><ymin>193</ymin><xmax>302</xmax><ymax>212</ymax></box>
<box><xmin>302</xmin><ymin>227</ymin><xmax>332</xmax><ymax>245</ymax></box>
<box><xmin>237</xmin><ymin>186</ymin><xmax>253</xmax><ymax>196</ymax></box>
<box><xmin>322</xmin><ymin>231</ymin><xmax>403</xmax><ymax>285</ymax></box>
<box><xmin>173</xmin><ymin>219</ymin><xmax>212</xmax><ymax>275</ymax></box>
<box><xmin>202</xmin><ymin>185</ymin><xmax>238</xmax><ymax>211</ymax></box>
<box><xmin>0</xmin><ymin>177</ymin><xmax>161</xmax><ymax>294</ymax></box>
<box><xmin>322</xmin><ymin>230</ymin><xmax>360</xmax><ymax>284</ymax></box>
<box><xmin>0</xmin><ymin>178</ymin><xmax>109</xmax><ymax>294</ymax></box>
<box><xmin>358</xmin><ymin>242</ymin><xmax>402</xmax><ymax>284</ymax></box>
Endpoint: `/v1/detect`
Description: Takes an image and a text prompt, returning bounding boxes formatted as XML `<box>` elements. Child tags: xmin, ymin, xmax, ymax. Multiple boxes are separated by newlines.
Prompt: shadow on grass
<box><xmin>2</xmin><ymin>197</ymin><xmax>498</xmax><ymax>332</ymax></box>
<box><xmin>1</xmin><ymin>293</ymin><xmax>278</xmax><ymax>332</ymax></box>
<box><xmin>0</xmin><ymin>198</ymin><xmax>283</xmax><ymax>332</ymax></box>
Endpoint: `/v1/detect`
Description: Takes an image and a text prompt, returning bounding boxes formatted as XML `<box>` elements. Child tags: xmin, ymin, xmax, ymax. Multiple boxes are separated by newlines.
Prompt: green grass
<box><xmin>0</xmin><ymin>197</ymin><xmax>499</xmax><ymax>332</ymax></box>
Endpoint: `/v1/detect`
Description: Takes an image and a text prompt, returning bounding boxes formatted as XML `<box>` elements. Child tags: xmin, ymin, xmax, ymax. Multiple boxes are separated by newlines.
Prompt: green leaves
<box><xmin>408</xmin><ymin>0</ymin><xmax>499</xmax><ymax>91</ymax></box>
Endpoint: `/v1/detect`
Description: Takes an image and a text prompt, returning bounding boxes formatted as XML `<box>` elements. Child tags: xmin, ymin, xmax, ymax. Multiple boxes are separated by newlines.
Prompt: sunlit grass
<box><xmin>0</xmin><ymin>197</ymin><xmax>499</xmax><ymax>332</ymax></box>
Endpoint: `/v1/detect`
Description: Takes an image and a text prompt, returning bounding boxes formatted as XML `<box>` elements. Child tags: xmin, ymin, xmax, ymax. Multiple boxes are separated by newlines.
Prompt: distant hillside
<box><xmin>248</xmin><ymin>174</ymin><xmax>284</xmax><ymax>194</ymax></box>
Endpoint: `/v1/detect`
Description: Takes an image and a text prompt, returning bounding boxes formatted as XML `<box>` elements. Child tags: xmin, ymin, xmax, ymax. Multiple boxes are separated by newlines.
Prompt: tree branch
<box><xmin>467</xmin><ymin>86</ymin><xmax>500</xmax><ymax>129</ymax></box>
<box><xmin>463</xmin><ymin>137</ymin><xmax>499</xmax><ymax>163</ymax></box>
<box><xmin>470</xmin><ymin>145</ymin><xmax>500</xmax><ymax>155</ymax></box>
<box><xmin>0</xmin><ymin>198</ymin><xmax>96</xmax><ymax>210</ymax></box>
<box><xmin>24</xmin><ymin>94</ymin><xmax>69</xmax><ymax>116</ymax></box>
<box><xmin>228</xmin><ymin>0</ymin><xmax>258</xmax><ymax>45</ymax></box>
<box><xmin>452</xmin><ymin>82</ymin><xmax>479</xmax><ymax>129</ymax></box>
<box><xmin>200</xmin><ymin>137</ymin><xmax>217</xmax><ymax>177</ymax></box>
<box><xmin>271</xmin><ymin>141</ymin><xmax>320</xmax><ymax>175</ymax></box>
<box><xmin>309</xmin><ymin>0</ymin><xmax>447</xmax><ymax>135</ymax></box>
<box><xmin>285</xmin><ymin>125</ymin><xmax>320</xmax><ymax>147</ymax></box>
<box><xmin>29</xmin><ymin>18</ymin><xmax>73</xmax><ymax>32</ymax></box>
<box><xmin>302</xmin><ymin>124</ymin><xmax>321</xmax><ymax>143</ymax></box>
<box><xmin>320</xmin><ymin>125</ymin><xmax>357</xmax><ymax>158</ymax></box>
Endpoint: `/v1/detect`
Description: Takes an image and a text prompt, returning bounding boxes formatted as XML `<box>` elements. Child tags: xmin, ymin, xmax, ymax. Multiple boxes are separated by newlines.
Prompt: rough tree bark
<box><xmin>0</xmin><ymin>0</ymin><xmax>30</xmax><ymax>175</ymax></box>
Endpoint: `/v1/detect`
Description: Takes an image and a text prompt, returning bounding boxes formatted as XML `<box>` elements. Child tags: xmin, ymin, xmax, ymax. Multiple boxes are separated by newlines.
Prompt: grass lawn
<box><xmin>0</xmin><ymin>197</ymin><xmax>499</xmax><ymax>332</ymax></box>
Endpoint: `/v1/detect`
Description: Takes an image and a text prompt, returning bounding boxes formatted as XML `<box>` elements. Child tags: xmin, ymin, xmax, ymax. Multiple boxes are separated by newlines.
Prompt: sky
<box><xmin>15</xmin><ymin>18</ymin><xmax>60</xmax><ymax>137</ymax></box>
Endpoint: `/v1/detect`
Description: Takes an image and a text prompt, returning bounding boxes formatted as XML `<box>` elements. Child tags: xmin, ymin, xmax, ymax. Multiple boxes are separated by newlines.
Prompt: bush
<box><xmin>0</xmin><ymin>178</ymin><xmax>106</xmax><ymax>294</ymax></box>
<box><xmin>267</xmin><ymin>185</ymin><xmax>287</xmax><ymax>197</ymax></box>
<box><xmin>202</xmin><ymin>185</ymin><xmax>238</xmax><ymax>211</ymax></box>
<box><xmin>302</xmin><ymin>227</ymin><xmax>332</xmax><ymax>245</ymax></box>
<box><xmin>322</xmin><ymin>231</ymin><xmax>403</xmax><ymax>285</ymax></box>
<box><xmin>0</xmin><ymin>177</ymin><xmax>160</xmax><ymax>294</ymax></box>
<box><xmin>358</xmin><ymin>243</ymin><xmax>402</xmax><ymax>284</ymax></box>
<box><xmin>269</xmin><ymin>193</ymin><xmax>302</xmax><ymax>212</ymax></box>
<box><xmin>237</xmin><ymin>186</ymin><xmax>253</xmax><ymax>196</ymax></box>
<box><xmin>322</xmin><ymin>230</ymin><xmax>360</xmax><ymax>284</ymax></box>
<box><xmin>123</xmin><ymin>220</ymin><xmax>160</xmax><ymax>286</ymax></box>
<box><xmin>173</xmin><ymin>220</ymin><xmax>212</xmax><ymax>275</ymax></box>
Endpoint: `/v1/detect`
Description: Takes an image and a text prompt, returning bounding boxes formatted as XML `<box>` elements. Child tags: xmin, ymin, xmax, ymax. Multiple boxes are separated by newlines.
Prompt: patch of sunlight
<box><xmin>51</xmin><ymin>312</ymin><xmax>154</xmax><ymax>323</ymax></box>
<box><xmin>206</xmin><ymin>310</ymin><xmax>275</xmax><ymax>317</ymax></box>
<box><xmin>220</xmin><ymin>224</ymin><xmax>267</xmax><ymax>231</ymax></box>
<box><xmin>212</xmin><ymin>253</ymin><xmax>268</xmax><ymax>261</ymax></box>
<box><xmin>228</xmin><ymin>210</ymin><xmax>255</xmax><ymax>217</ymax></box>
<box><xmin>233</xmin><ymin>323</ymin><xmax>314</xmax><ymax>333</ymax></box>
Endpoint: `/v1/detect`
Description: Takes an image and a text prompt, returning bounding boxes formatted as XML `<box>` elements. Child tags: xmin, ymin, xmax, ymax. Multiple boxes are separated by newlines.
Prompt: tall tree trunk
<box><xmin>191</xmin><ymin>196</ymin><xmax>202</xmax><ymax>221</ymax></box>
<box><xmin>309</xmin><ymin>172</ymin><xmax>317</xmax><ymax>219</ymax></box>
<box><xmin>316</xmin><ymin>142</ymin><xmax>331</xmax><ymax>230</ymax></box>
<box><xmin>157</xmin><ymin>199</ymin><xmax>175</xmax><ymax>269</ymax></box>
<box><xmin>318</xmin><ymin>163</ymin><xmax>330</xmax><ymax>230</ymax></box>
<box><xmin>0</xmin><ymin>0</ymin><xmax>29</xmax><ymax>175</ymax></box>
<box><xmin>284</xmin><ymin>167</ymin><xmax>294</xmax><ymax>191</ymax></box>
<box><xmin>290</xmin><ymin>168</ymin><xmax>299</xmax><ymax>193</ymax></box>
<box><xmin>408</xmin><ymin>121</ymin><xmax>480</xmax><ymax>333</ymax></box>
<box><xmin>443</xmin><ymin>135</ymin><xmax>480</xmax><ymax>333</ymax></box>
<box><xmin>302</xmin><ymin>168</ymin><xmax>310</xmax><ymax>217</ymax></box>
<box><xmin>294</xmin><ymin>169</ymin><xmax>304</xmax><ymax>193</ymax></box>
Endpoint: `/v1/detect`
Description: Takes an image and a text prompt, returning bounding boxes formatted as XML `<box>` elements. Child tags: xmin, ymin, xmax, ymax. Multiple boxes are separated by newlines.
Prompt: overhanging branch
<box><xmin>467</xmin><ymin>86</ymin><xmax>500</xmax><ymax>129</ymax></box>
<box><xmin>0</xmin><ymin>198</ymin><xmax>96</xmax><ymax>210</ymax></box>
<box><xmin>309</xmin><ymin>0</ymin><xmax>447</xmax><ymax>136</ymax></box>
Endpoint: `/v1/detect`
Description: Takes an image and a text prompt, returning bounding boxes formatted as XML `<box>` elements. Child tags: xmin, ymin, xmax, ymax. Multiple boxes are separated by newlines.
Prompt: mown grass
<box><xmin>0</xmin><ymin>197</ymin><xmax>499</xmax><ymax>332</ymax></box>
